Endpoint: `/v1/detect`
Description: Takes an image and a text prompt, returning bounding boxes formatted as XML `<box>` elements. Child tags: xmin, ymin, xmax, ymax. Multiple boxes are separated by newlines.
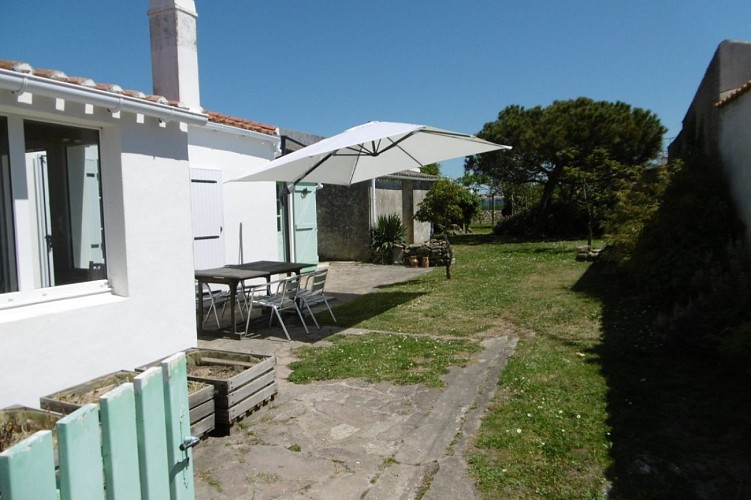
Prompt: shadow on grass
<box><xmin>330</xmin><ymin>290</ymin><xmax>426</xmax><ymax>327</ymax></box>
<box><xmin>449</xmin><ymin>232</ymin><xmax>499</xmax><ymax>246</ymax></box>
<box><xmin>572</xmin><ymin>262</ymin><xmax>751</xmax><ymax>498</ymax></box>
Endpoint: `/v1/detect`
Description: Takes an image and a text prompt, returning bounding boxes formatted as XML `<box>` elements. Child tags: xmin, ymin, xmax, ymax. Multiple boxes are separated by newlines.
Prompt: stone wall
<box><xmin>317</xmin><ymin>175</ymin><xmax>436</xmax><ymax>261</ymax></box>
<box><xmin>316</xmin><ymin>183</ymin><xmax>371</xmax><ymax>261</ymax></box>
<box><xmin>403</xmin><ymin>238</ymin><xmax>454</xmax><ymax>267</ymax></box>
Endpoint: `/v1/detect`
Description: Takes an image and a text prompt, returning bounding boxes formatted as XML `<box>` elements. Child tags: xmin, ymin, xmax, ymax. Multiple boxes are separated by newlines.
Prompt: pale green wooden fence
<box><xmin>0</xmin><ymin>352</ymin><xmax>196</xmax><ymax>500</ymax></box>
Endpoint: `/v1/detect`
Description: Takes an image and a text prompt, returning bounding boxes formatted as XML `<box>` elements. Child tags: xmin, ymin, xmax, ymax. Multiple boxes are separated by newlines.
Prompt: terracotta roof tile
<box><xmin>94</xmin><ymin>82</ymin><xmax>124</xmax><ymax>94</ymax></box>
<box><xmin>0</xmin><ymin>59</ymin><xmax>279</xmax><ymax>136</ymax></box>
<box><xmin>122</xmin><ymin>89</ymin><xmax>147</xmax><ymax>99</ymax></box>
<box><xmin>206</xmin><ymin>111</ymin><xmax>279</xmax><ymax>136</ymax></box>
<box><xmin>0</xmin><ymin>60</ymin><xmax>32</xmax><ymax>73</ymax></box>
<box><xmin>32</xmin><ymin>68</ymin><xmax>68</xmax><ymax>81</ymax></box>
<box><xmin>63</xmin><ymin>76</ymin><xmax>97</xmax><ymax>88</ymax></box>
<box><xmin>716</xmin><ymin>80</ymin><xmax>751</xmax><ymax>108</ymax></box>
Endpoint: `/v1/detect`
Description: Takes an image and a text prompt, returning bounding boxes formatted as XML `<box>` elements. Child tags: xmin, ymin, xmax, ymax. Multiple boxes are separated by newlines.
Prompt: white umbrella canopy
<box><xmin>228</xmin><ymin>121</ymin><xmax>510</xmax><ymax>186</ymax></box>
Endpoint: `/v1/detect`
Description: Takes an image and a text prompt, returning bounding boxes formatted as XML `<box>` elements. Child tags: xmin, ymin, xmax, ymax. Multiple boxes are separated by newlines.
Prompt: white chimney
<box><xmin>148</xmin><ymin>0</ymin><xmax>201</xmax><ymax>110</ymax></box>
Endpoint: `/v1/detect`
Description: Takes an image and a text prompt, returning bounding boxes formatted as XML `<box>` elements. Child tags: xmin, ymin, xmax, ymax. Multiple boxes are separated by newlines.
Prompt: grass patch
<box><xmin>289</xmin><ymin>333</ymin><xmax>480</xmax><ymax>387</ymax></box>
<box><xmin>289</xmin><ymin>233</ymin><xmax>750</xmax><ymax>497</ymax></box>
<box><xmin>457</xmin><ymin>239</ymin><xmax>611</xmax><ymax>498</ymax></box>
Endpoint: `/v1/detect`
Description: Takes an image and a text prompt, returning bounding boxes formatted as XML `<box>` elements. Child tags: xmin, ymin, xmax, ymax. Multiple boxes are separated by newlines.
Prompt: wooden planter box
<box><xmin>40</xmin><ymin>371</ymin><xmax>137</xmax><ymax>415</ymax></box>
<box><xmin>185</xmin><ymin>381</ymin><xmax>216</xmax><ymax>438</ymax></box>
<box><xmin>182</xmin><ymin>348</ymin><xmax>277</xmax><ymax>434</ymax></box>
<box><xmin>41</xmin><ymin>368</ymin><xmax>216</xmax><ymax>439</ymax></box>
<box><xmin>0</xmin><ymin>405</ymin><xmax>62</xmax><ymax>454</ymax></box>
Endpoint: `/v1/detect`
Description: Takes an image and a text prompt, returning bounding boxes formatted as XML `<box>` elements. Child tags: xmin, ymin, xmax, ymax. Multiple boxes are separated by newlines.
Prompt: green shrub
<box><xmin>370</xmin><ymin>213</ymin><xmax>406</xmax><ymax>264</ymax></box>
<box><xmin>493</xmin><ymin>201</ymin><xmax>593</xmax><ymax>239</ymax></box>
<box><xmin>605</xmin><ymin>151</ymin><xmax>751</xmax><ymax>352</ymax></box>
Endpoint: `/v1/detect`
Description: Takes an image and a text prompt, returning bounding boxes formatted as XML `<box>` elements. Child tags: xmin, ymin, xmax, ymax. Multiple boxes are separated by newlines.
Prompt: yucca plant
<box><xmin>370</xmin><ymin>213</ymin><xmax>406</xmax><ymax>264</ymax></box>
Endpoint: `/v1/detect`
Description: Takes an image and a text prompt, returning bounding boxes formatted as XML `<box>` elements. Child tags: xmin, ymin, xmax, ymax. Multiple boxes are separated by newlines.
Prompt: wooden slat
<box><xmin>216</xmin><ymin>382</ymin><xmax>278</xmax><ymax>422</ymax></box>
<box><xmin>199</xmin><ymin>357</ymin><xmax>257</xmax><ymax>368</ymax></box>
<box><xmin>57</xmin><ymin>404</ymin><xmax>105</xmax><ymax>500</ymax></box>
<box><xmin>0</xmin><ymin>430</ymin><xmax>58</xmax><ymax>499</ymax></box>
<box><xmin>190</xmin><ymin>399</ymin><xmax>215</xmax><ymax>422</ymax></box>
<box><xmin>223</xmin><ymin>356</ymin><xmax>275</xmax><ymax>392</ymax></box>
<box><xmin>100</xmin><ymin>383</ymin><xmax>141</xmax><ymax>500</ymax></box>
<box><xmin>161</xmin><ymin>352</ymin><xmax>195</xmax><ymax>500</ymax></box>
<box><xmin>134</xmin><ymin>367</ymin><xmax>170</xmax><ymax>500</ymax></box>
<box><xmin>187</xmin><ymin>384</ymin><xmax>213</xmax><ymax>408</ymax></box>
<box><xmin>190</xmin><ymin>414</ymin><xmax>215</xmax><ymax>438</ymax></box>
<box><xmin>217</xmin><ymin>370</ymin><xmax>276</xmax><ymax>408</ymax></box>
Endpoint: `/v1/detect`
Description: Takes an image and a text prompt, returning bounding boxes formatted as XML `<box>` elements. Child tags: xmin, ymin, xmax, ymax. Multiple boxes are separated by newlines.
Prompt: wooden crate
<box><xmin>39</xmin><ymin>370</ymin><xmax>216</xmax><ymax>439</ymax></box>
<box><xmin>0</xmin><ymin>405</ymin><xmax>62</xmax><ymax>453</ymax></box>
<box><xmin>181</xmin><ymin>348</ymin><xmax>277</xmax><ymax>434</ymax></box>
<box><xmin>186</xmin><ymin>381</ymin><xmax>216</xmax><ymax>438</ymax></box>
<box><xmin>40</xmin><ymin>371</ymin><xmax>137</xmax><ymax>415</ymax></box>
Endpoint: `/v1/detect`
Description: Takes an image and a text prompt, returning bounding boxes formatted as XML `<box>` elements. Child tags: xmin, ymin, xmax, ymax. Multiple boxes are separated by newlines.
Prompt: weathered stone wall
<box><xmin>411</xmin><ymin>181</ymin><xmax>433</xmax><ymax>243</ymax></box>
<box><xmin>317</xmin><ymin>183</ymin><xmax>371</xmax><ymax>261</ymax></box>
<box><xmin>317</xmin><ymin>176</ymin><xmax>436</xmax><ymax>261</ymax></box>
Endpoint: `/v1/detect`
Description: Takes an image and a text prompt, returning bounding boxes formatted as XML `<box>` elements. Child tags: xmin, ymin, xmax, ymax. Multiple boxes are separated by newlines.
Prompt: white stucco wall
<box><xmin>0</xmin><ymin>96</ymin><xmax>199</xmax><ymax>408</ymax></box>
<box><xmin>718</xmin><ymin>90</ymin><xmax>751</xmax><ymax>247</ymax></box>
<box><xmin>188</xmin><ymin>124</ymin><xmax>280</xmax><ymax>264</ymax></box>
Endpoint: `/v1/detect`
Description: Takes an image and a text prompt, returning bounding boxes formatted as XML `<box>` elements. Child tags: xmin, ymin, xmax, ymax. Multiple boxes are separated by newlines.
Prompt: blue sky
<box><xmin>2</xmin><ymin>1</ymin><xmax>750</xmax><ymax>178</ymax></box>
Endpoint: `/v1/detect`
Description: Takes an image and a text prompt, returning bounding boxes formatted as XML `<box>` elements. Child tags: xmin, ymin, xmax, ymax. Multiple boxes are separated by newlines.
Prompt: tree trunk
<box><xmin>583</xmin><ymin>182</ymin><xmax>594</xmax><ymax>247</ymax></box>
<box><xmin>537</xmin><ymin>164</ymin><xmax>564</xmax><ymax>231</ymax></box>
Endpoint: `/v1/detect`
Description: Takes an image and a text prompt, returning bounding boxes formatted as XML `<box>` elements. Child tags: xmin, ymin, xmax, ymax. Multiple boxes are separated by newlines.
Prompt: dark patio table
<box><xmin>195</xmin><ymin>260</ymin><xmax>314</xmax><ymax>335</ymax></box>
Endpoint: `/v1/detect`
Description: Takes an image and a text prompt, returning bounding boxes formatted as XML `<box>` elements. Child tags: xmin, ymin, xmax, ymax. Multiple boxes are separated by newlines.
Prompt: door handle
<box><xmin>180</xmin><ymin>436</ymin><xmax>200</xmax><ymax>451</ymax></box>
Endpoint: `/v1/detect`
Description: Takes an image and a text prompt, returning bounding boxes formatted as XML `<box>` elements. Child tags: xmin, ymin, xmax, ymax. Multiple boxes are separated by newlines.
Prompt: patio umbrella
<box><xmin>228</xmin><ymin>121</ymin><xmax>510</xmax><ymax>186</ymax></box>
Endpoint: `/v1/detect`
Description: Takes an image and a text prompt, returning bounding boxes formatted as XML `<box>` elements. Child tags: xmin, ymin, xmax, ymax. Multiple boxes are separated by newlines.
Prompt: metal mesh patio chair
<box><xmin>244</xmin><ymin>274</ymin><xmax>308</xmax><ymax>340</ymax></box>
<box><xmin>196</xmin><ymin>282</ymin><xmax>231</xmax><ymax>328</ymax></box>
<box><xmin>297</xmin><ymin>268</ymin><xmax>336</xmax><ymax>329</ymax></box>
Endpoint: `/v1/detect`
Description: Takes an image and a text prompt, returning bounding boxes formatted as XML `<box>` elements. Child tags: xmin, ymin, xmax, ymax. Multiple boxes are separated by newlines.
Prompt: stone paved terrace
<box><xmin>192</xmin><ymin>261</ymin><xmax>515</xmax><ymax>499</ymax></box>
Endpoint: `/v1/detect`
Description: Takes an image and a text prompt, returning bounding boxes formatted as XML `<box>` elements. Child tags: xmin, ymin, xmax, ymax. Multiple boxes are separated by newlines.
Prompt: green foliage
<box><xmin>370</xmin><ymin>213</ymin><xmax>406</xmax><ymax>264</ymax></box>
<box><xmin>493</xmin><ymin>201</ymin><xmax>589</xmax><ymax>239</ymax></box>
<box><xmin>419</xmin><ymin>162</ymin><xmax>441</xmax><ymax>176</ymax></box>
<box><xmin>605</xmin><ymin>151</ymin><xmax>751</xmax><ymax>350</ymax></box>
<box><xmin>467</xmin><ymin>97</ymin><xmax>666</xmax><ymax>237</ymax></box>
<box><xmin>415</xmin><ymin>178</ymin><xmax>480</xmax><ymax>231</ymax></box>
<box><xmin>603</xmin><ymin>162</ymin><xmax>675</xmax><ymax>266</ymax></box>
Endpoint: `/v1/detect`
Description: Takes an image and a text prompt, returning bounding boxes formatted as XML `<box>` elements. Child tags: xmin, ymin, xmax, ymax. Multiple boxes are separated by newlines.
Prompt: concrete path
<box><xmin>192</xmin><ymin>262</ymin><xmax>515</xmax><ymax>499</ymax></box>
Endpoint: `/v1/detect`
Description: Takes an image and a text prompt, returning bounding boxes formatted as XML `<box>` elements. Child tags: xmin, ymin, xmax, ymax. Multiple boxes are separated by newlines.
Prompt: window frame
<box><xmin>0</xmin><ymin>113</ymin><xmax>112</xmax><ymax>310</ymax></box>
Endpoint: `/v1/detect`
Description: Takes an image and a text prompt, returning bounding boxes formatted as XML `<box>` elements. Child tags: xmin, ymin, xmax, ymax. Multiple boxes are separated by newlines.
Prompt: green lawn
<box><xmin>289</xmin><ymin>231</ymin><xmax>751</xmax><ymax>498</ymax></box>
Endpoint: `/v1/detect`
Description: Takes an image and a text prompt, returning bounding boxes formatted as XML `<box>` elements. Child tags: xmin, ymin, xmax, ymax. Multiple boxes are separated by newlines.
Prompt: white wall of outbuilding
<box><xmin>719</xmin><ymin>90</ymin><xmax>751</xmax><ymax>248</ymax></box>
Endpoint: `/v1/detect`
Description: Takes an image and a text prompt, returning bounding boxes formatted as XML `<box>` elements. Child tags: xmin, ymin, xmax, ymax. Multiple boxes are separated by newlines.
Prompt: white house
<box><xmin>148</xmin><ymin>0</ymin><xmax>284</xmax><ymax>269</ymax></box>
<box><xmin>0</xmin><ymin>0</ymin><xmax>294</xmax><ymax>408</ymax></box>
<box><xmin>0</xmin><ymin>60</ymin><xmax>206</xmax><ymax>408</ymax></box>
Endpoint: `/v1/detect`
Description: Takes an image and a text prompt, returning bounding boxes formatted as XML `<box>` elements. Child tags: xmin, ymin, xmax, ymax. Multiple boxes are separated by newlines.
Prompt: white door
<box><xmin>190</xmin><ymin>168</ymin><xmax>225</xmax><ymax>269</ymax></box>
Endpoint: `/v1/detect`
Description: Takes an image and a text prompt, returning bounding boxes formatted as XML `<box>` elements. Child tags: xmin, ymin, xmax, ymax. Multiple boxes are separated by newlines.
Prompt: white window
<box><xmin>0</xmin><ymin>116</ymin><xmax>107</xmax><ymax>305</ymax></box>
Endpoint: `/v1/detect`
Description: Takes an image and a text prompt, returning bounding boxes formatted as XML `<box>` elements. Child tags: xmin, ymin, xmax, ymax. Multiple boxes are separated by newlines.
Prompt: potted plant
<box><xmin>370</xmin><ymin>213</ymin><xmax>406</xmax><ymax>264</ymax></box>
